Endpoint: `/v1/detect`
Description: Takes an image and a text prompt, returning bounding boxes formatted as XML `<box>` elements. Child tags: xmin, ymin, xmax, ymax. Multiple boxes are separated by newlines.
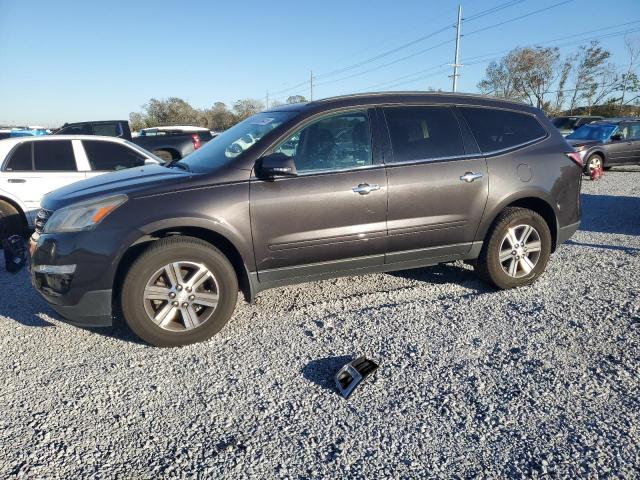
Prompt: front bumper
<box><xmin>29</xmin><ymin>229</ymin><xmax>131</xmax><ymax>327</ymax></box>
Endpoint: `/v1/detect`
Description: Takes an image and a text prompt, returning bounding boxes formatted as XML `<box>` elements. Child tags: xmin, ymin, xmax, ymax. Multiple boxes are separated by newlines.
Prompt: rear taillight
<box><xmin>565</xmin><ymin>151</ymin><xmax>583</xmax><ymax>167</ymax></box>
<box><xmin>191</xmin><ymin>133</ymin><xmax>201</xmax><ymax>150</ymax></box>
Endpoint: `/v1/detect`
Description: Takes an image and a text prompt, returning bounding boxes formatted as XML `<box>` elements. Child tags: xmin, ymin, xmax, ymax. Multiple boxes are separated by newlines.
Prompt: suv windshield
<box><xmin>566</xmin><ymin>124</ymin><xmax>617</xmax><ymax>142</ymax></box>
<box><xmin>180</xmin><ymin>112</ymin><xmax>297</xmax><ymax>172</ymax></box>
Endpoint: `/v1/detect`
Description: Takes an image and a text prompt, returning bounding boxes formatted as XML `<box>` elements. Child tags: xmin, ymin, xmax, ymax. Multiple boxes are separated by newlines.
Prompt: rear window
<box><xmin>196</xmin><ymin>131</ymin><xmax>213</xmax><ymax>142</ymax></box>
<box><xmin>83</xmin><ymin>140</ymin><xmax>146</xmax><ymax>170</ymax></box>
<box><xmin>460</xmin><ymin>107</ymin><xmax>547</xmax><ymax>153</ymax></box>
<box><xmin>33</xmin><ymin>140</ymin><xmax>76</xmax><ymax>171</ymax></box>
<box><xmin>92</xmin><ymin>123</ymin><xmax>120</xmax><ymax>137</ymax></box>
<box><xmin>5</xmin><ymin>143</ymin><xmax>33</xmax><ymax>171</ymax></box>
<box><xmin>383</xmin><ymin>106</ymin><xmax>465</xmax><ymax>162</ymax></box>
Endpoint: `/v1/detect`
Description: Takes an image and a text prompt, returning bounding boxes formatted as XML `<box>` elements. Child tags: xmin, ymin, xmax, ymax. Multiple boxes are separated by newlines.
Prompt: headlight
<box><xmin>43</xmin><ymin>194</ymin><xmax>127</xmax><ymax>233</ymax></box>
<box><xmin>574</xmin><ymin>145</ymin><xmax>587</xmax><ymax>151</ymax></box>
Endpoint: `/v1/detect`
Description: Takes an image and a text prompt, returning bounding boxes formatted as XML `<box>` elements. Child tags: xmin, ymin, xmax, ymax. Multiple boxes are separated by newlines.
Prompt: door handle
<box><xmin>8</xmin><ymin>179</ymin><xmax>26</xmax><ymax>183</ymax></box>
<box><xmin>459</xmin><ymin>172</ymin><xmax>483</xmax><ymax>183</ymax></box>
<box><xmin>352</xmin><ymin>183</ymin><xmax>381</xmax><ymax>195</ymax></box>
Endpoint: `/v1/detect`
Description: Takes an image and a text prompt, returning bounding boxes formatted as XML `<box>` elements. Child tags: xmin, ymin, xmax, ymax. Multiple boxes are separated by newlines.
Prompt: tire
<box><xmin>153</xmin><ymin>150</ymin><xmax>175</xmax><ymax>163</ymax></box>
<box><xmin>0</xmin><ymin>201</ymin><xmax>24</xmax><ymax>241</ymax></box>
<box><xmin>121</xmin><ymin>236</ymin><xmax>238</xmax><ymax>347</ymax></box>
<box><xmin>585</xmin><ymin>154</ymin><xmax>603</xmax><ymax>173</ymax></box>
<box><xmin>474</xmin><ymin>207</ymin><xmax>552</xmax><ymax>290</ymax></box>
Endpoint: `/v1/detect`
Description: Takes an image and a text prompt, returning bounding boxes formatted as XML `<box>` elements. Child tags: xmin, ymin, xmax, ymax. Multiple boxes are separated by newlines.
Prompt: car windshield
<box><xmin>552</xmin><ymin>117</ymin><xmax>579</xmax><ymax>130</ymax></box>
<box><xmin>566</xmin><ymin>124</ymin><xmax>617</xmax><ymax>141</ymax></box>
<box><xmin>180</xmin><ymin>112</ymin><xmax>297</xmax><ymax>172</ymax></box>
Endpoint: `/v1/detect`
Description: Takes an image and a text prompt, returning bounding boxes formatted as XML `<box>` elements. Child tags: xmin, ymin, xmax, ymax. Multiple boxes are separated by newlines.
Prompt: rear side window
<box><xmin>92</xmin><ymin>123</ymin><xmax>120</xmax><ymax>137</ymax></box>
<box><xmin>383</xmin><ymin>106</ymin><xmax>465</xmax><ymax>163</ymax></box>
<box><xmin>83</xmin><ymin>140</ymin><xmax>145</xmax><ymax>170</ymax></box>
<box><xmin>5</xmin><ymin>143</ymin><xmax>33</xmax><ymax>171</ymax></box>
<box><xmin>33</xmin><ymin>140</ymin><xmax>76</xmax><ymax>171</ymax></box>
<box><xmin>459</xmin><ymin>107</ymin><xmax>546</xmax><ymax>153</ymax></box>
<box><xmin>57</xmin><ymin>124</ymin><xmax>91</xmax><ymax>135</ymax></box>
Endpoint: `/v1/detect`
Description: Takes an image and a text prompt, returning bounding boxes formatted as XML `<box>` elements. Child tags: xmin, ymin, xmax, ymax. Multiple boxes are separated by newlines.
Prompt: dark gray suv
<box><xmin>30</xmin><ymin>93</ymin><xmax>582</xmax><ymax>346</ymax></box>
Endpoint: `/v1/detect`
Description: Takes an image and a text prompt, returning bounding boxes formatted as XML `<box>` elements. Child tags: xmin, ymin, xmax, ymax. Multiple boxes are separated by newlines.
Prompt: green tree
<box><xmin>286</xmin><ymin>95</ymin><xmax>307</xmax><ymax>104</ymax></box>
<box><xmin>233</xmin><ymin>98</ymin><xmax>265</xmax><ymax>120</ymax></box>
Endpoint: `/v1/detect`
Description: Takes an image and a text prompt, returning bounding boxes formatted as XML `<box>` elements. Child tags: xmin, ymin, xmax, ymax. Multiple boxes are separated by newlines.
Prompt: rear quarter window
<box><xmin>5</xmin><ymin>142</ymin><xmax>33</xmax><ymax>171</ymax></box>
<box><xmin>459</xmin><ymin>107</ymin><xmax>547</xmax><ymax>153</ymax></box>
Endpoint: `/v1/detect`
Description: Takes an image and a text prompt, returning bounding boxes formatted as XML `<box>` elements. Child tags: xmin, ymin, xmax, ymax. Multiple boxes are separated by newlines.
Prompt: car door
<box><xmin>249</xmin><ymin>109</ymin><xmax>387</xmax><ymax>283</ymax></box>
<box><xmin>605</xmin><ymin>123</ymin><xmax>634</xmax><ymax>165</ymax></box>
<box><xmin>1</xmin><ymin>139</ymin><xmax>84</xmax><ymax>221</ymax></box>
<box><xmin>624</xmin><ymin>122</ymin><xmax>640</xmax><ymax>165</ymax></box>
<box><xmin>381</xmin><ymin>105</ymin><xmax>488</xmax><ymax>263</ymax></box>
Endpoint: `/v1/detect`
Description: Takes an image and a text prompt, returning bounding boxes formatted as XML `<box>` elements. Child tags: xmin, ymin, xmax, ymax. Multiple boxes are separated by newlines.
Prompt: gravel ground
<box><xmin>1</xmin><ymin>168</ymin><xmax>639</xmax><ymax>479</ymax></box>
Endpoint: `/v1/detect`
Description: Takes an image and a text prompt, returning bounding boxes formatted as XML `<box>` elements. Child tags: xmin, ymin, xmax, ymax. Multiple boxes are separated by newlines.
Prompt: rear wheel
<box><xmin>121</xmin><ymin>236</ymin><xmax>238</xmax><ymax>347</ymax></box>
<box><xmin>0</xmin><ymin>201</ymin><xmax>25</xmax><ymax>241</ymax></box>
<box><xmin>475</xmin><ymin>207</ymin><xmax>551</xmax><ymax>289</ymax></box>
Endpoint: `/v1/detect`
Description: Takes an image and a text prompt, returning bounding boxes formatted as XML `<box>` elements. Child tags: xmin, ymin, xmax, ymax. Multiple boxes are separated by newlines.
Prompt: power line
<box><xmin>465</xmin><ymin>0</ymin><xmax>574</xmax><ymax>37</ymax></box>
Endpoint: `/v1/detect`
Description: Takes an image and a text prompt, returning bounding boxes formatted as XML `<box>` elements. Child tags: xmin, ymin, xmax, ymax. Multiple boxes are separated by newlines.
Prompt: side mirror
<box><xmin>256</xmin><ymin>152</ymin><xmax>297</xmax><ymax>178</ymax></box>
<box><xmin>611</xmin><ymin>133</ymin><xmax>624</xmax><ymax>141</ymax></box>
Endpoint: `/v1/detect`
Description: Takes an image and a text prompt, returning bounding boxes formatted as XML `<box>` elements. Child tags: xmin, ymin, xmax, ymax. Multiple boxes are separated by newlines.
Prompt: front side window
<box><xmin>33</xmin><ymin>140</ymin><xmax>76</xmax><ymax>171</ymax></box>
<box><xmin>5</xmin><ymin>143</ymin><xmax>33</xmax><ymax>171</ymax></box>
<box><xmin>460</xmin><ymin>107</ymin><xmax>547</xmax><ymax>153</ymax></box>
<box><xmin>383</xmin><ymin>106</ymin><xmax>464</xmax><ymax>163</ymax></box>
<box><xmin>83</xmin><ymin>140</ymin><xmax>146</xmax><ymax>170</ymax></box>
<box><xmin>273</xmin><ymin>110</ymin><xmax>372</xmax><ymax>172</ymax></box>
<box><xmin>628</xmin><ymin>122</ymin><xmax>640</xmax><ymax>140</ymax></box>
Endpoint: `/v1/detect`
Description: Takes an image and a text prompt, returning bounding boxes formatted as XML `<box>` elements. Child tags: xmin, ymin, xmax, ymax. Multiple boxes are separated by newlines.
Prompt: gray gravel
<box><xmin>1</xmin><ymin>167</ymin><xmax>639</xmax><ymax>479</ymax></box>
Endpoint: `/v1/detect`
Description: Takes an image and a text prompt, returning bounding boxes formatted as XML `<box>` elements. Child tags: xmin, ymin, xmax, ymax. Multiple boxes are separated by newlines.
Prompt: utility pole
<box><xmin>265</xmin><ymin>90</ymin><xmax>269</xmax><ymax>109</ymax></box>
<box><xmin>310</xmin><ymin>70</ymin><xmax>314</xmax><ymax>101</ymax></box>
<box><xmin>451</xmin><ymin>5</ymin><xmax>463</xmax><ymax>92</ymax></box>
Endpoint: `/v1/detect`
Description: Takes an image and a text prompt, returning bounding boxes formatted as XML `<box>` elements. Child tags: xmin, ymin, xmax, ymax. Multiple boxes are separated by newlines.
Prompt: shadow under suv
<box><xmin>30</xmin><ymin>92</ymin><xmax>582</xmax><ymax>347</ymax></box>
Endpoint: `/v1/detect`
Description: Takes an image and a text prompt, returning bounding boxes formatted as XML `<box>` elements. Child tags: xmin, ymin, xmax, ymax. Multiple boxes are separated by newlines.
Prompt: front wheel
<box><xmin>121</xmin><ymin>236</ymin><xmax>238</xmax><ymax>347</ymax></box>
<box><xmin>474</xmin><ymin>207</ymin><xmax>552</xmax><ymax>289</ymax></box>
<box><xmin>585</xmin><ymin>154</ymin><xmax>603</xmax><ymax>173</ymax></box>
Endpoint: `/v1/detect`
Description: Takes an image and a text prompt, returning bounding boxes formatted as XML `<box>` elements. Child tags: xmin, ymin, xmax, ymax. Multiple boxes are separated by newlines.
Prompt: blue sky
<box><xmin>1</xmin><ymin>0</ymin><xmax>639</xmax><ymax>126</ymax></box>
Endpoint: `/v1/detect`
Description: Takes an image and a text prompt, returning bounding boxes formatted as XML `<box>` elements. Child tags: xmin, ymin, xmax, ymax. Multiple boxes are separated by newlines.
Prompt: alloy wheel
<box><xmin>143</xmin><ymin>261</ymin><xmax>219</xmax><ymax>331</ymax></box>
<box><xmin>498</xmin><ymin>224</ymin><xmax>542</xmax><ymax>278</ymax></box>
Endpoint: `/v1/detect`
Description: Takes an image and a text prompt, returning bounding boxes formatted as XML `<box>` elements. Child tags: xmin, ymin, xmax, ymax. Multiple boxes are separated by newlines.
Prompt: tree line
<box><xmin>478</xmin><ymin>36</ymin><xmax>640</xmax><ymax>116</ymax></box>
<box><xmin>129</xmin><ymin>95</ymin><xmax>307</xmax><ymax>132</ymax></box>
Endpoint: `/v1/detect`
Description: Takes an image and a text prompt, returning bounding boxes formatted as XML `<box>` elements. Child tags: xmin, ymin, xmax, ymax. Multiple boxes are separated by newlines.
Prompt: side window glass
<box><xmin>273</xmin><ymin>111</ymin><xmax>372</xmax><ymax>172</ymax></box>
<box><xmin>5</xmin><ymin>143</ymin><xmax>33</xmax><ymax>171</ymax></box>
<box><xmin>459</xmin><ymin>107</ymin><xmax>546</xmax><ymax>153</ymax></box>
<box><xmin>383</xmin><ymin>106</ymin><xmax>464</xmax><ymax>162</ymax></box>
<box><xmin>83</xmin><ymin>141</ymin><xmax>145</xmax><ymax>170</ymax></box>
<box><xmin>92</xmin><ymin>123</ymin><xmax>119</xmax><ymax>137</ymax></box>
<box><xmin>629</xmin><ymin>123</ymin><xmax>640</xmax><ymax>139</ymax></box>
<box><xmin>33</xmin><ymin>141</ymin><xmax>76</xmax><ymax>171</ymax></box>
<box><xmin>57</xmin><ymin>124</ymin><xmax>90</xmax><ymax>135</ymax></box>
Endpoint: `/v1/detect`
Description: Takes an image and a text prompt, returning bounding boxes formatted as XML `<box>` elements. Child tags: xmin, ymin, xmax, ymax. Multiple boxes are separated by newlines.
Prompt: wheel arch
<box><xmin>0</xmin><ymin>194</ymin><xmax>29</xmax><ymax>229</ymax></box>
<box><xmin>113</xmin><ymin>226</ymin><xmax>254</xmax><ymax>306</ymax></box>
<box><xmin>479</xmin><ymin>194</ymin><xmax>559</xmax><ymax>252</ymax></box>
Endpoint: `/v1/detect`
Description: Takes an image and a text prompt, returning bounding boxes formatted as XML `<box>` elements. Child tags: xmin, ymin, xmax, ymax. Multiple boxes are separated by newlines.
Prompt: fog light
<box><xmin>33</xmin><ymin>264</ymin><xmax>76</xmax><ymax>275</ymax></box>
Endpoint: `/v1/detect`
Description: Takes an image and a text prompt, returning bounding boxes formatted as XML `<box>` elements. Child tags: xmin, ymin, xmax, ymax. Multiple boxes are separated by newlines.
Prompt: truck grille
<box><xmin>34</xmin><ymin>208</ymin><xmax>53</xmax><ymax>234</ymax></box>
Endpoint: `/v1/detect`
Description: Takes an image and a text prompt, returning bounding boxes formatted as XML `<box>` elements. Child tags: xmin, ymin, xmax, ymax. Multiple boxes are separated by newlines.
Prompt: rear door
<box><xmin>250</xmin><ymin>109</ymin><xmax>387</xmax><ymax>282</ymax></box>
<box><xmin>382</xmin><ymin>105</ymin><xmax>488</xmax><ymax>263</ymax></box>
<box><xmin>0</xmin><ymin>139</ymin><xmax>84</xmax><ymax>220</ymax></box>
<box><xmin>606</xmin><ymin>123</ymin><xmax>634</xmax><ymax>164</ymax></box>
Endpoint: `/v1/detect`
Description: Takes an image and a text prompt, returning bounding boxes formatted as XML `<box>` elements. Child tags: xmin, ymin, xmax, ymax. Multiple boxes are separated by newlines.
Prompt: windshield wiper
<box><xmin>167</xmin><ymin>160</ymin><xmax>190</xmax><ymax>172</ymax></box>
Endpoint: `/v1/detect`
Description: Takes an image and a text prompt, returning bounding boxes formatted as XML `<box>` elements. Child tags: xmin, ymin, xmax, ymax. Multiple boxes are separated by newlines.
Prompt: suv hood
<box><xmin>566</xmin><ymin>139</ymin><xmax>602</xmax><ymax>148</ymax></box>
<box><xmin>42</xmin><ymin>165</ymin><xmax>192</xmax><ymax>211</ymax></box>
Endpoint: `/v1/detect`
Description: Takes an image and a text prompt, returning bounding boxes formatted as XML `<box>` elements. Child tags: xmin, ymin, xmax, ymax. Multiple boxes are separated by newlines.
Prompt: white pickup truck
<box><xmin>0</xmin><ymin>135</ymin><xmax>162</xmax><ymax>239</ymax></box>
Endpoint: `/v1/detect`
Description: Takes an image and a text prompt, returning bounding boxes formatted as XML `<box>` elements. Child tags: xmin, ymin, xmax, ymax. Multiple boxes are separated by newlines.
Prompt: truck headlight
<box><xmin>43</xmin><ymin>195</ymin><xmax>127</xmax><ymax>233</ymax></box>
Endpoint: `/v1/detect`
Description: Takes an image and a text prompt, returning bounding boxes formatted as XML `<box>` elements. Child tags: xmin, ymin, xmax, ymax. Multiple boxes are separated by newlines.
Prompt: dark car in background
<box><xmin>552</xmin><ymin>115</ymin><xmax>603</xmax><ymax>136</ymax></box>
<box><xmin>30</xmin><ymin>92</ymin><xmax>581</xmax><ymax>347</ymax></box>
<box><xmin>54</xmin><ymin>120</ymin><xmax>211</xmax><ymax>161</ymax></box>
<box><xmin>566</xmin><ymin>118</ymin><xmax>640</xmax><ymax>172</ymax></box>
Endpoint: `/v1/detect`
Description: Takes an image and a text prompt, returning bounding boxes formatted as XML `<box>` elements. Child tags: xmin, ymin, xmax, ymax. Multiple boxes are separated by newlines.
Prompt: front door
<box><xmin>250</xmin><ymin>109</ymin><xmax>387</xmax><ymax>283</ymax></box>
<box><xmin>381</xmin><ymin>105</ymin><xmax>488</xmax><ymax>263</ymax></box>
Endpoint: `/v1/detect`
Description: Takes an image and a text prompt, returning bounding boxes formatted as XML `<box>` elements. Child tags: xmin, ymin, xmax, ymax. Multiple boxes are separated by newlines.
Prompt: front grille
<box><xmin>34</xmin><ymin>208</ymin><xmax>53</xmax><ymax>234</ymax></box>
